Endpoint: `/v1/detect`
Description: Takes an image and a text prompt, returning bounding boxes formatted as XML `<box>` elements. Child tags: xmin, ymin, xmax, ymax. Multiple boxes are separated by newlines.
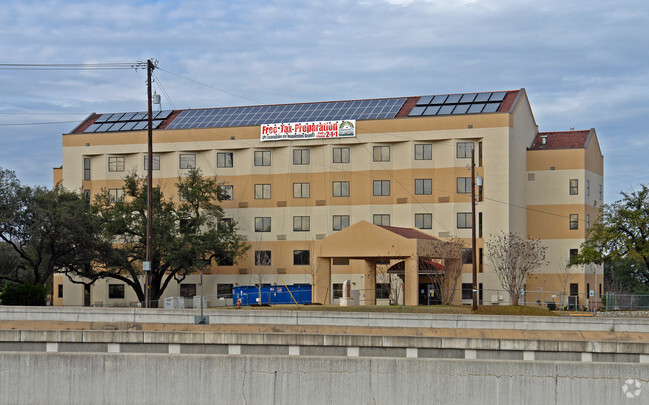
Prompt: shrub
<box><xmin>0</xmin><ymin>282</ymin><xmax>48</xmax><ymax>306</ymax></box>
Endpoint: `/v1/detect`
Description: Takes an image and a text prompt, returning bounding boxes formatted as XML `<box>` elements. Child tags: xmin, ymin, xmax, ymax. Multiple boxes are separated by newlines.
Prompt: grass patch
<box><xmin>473</xmin><ymin>305</ymin><xmax>558</xmax><ymax>316</ymax></box>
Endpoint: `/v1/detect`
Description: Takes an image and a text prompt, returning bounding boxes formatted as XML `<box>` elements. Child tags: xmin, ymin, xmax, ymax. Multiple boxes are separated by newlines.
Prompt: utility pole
<box><xmin>471</xmin><ymin>146</ymin><xmax>478</xmax><ymax>311</ymax></box>
<box><xmin>144</xmin><ymin>59</ymin><xmax>155</xmax><ymax>308</ymax></box>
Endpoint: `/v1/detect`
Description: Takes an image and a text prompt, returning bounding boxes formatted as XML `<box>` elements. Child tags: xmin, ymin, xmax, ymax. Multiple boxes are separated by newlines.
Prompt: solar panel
<box><xmin>460</xmin><ymin>93</ymin><xmax>477</xmax><ymax>103</ymax></box>
<box><xmin>423</xmin><ymin>105</ymin><xmax>441</xmax><ymax>116</ymax></box>
<box><xmin>474</xmin><ymin>93</ymin><xmax>491</xmax><ymax>102</ymax></box>
<box><xmin>438</xmin><ymin>105</ymin><xmax>455</xmax><ymax>115</ymax></box>
<box><xmin>482</xmin><ymin>103</ymin><xmax>500</xmax><ymax>113</ymax></box>
<box><xmin>417</xmin><ymin>96</ymin><xmax>433</xmax><ymax>105</ymax></box>
<box><xmin>445</xmin><ymin>94</ymin><xmax>462</xmax><ymax>104</ymax></box>
<box><xmin>452</xmin><ymin>104</ymin><xmax>470</xmax><ymax>114</ymax></box>
<box><xmin>490</xmin><ymin>92</ymin><xmax>507</xmax><ymax>102</ymax></box>
<box><xmin>166</xmin><ymin>98</ymin><xmax>408</xmax><ymax>130</ymax></box>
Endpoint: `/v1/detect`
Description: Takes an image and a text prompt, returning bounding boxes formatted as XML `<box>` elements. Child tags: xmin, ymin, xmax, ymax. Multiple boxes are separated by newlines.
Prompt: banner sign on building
<box><xmin>260</xmin><ymin>120</ymin><xmax>356</xmax><ymax>142</ymax></box>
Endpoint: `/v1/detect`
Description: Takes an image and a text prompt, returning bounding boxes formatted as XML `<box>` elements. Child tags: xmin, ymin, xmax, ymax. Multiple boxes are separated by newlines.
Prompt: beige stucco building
<box><xmin>52</xmin><ymin>88</ymin><xmax>603</xmax><ymax>308</ymax></box>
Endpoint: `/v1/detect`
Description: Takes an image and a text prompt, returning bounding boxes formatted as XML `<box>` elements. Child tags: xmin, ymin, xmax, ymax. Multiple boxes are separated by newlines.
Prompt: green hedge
<box><xmin>0</xmin><ymin>282</ymin><xmax>48</xmax><ymax>306</ymax></box>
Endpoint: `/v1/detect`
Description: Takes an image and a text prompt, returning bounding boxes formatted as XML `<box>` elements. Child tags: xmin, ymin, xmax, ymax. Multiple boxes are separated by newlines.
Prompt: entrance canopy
<box><xmin>313</xmin><ymin>221</ymin><xmax>460</xmax><ymax>305</ymax></box>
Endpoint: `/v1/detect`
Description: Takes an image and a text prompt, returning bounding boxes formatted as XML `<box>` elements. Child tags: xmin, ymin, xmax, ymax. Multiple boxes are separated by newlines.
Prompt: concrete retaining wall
<box><xmin>1</xmin><ymin>352</ymin><xmax>647</xmax><ymax>404</ymax></box>
<box><xmin>1</xmin><ymin>306</ymin><xmax>648</xmax><ymax>332</ymax></box>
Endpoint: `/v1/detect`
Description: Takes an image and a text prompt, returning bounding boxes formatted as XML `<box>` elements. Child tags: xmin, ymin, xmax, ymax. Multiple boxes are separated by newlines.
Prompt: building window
<box><xmin>83</xmin><ymin>189</ymin><xmax>91</xmax><ymax>201</ymax></box>
<box><xmin>254</xmin><ymin>150</ymin><xmax>271</xmax><ymax>166</ymax></box>
<box><xmin>569</xmin><ymin>179</ymin><xmax>578</xmax><ymax>195</ymax></box>
<box><xmin>586</xmin><ymin>179</ymin><xmax>590</xmax><ymax>196</ymax></box>
<box><xmin>83</xmin><ymin>157</ymin><xmax>91</xmax><ymax>180</ymax></box>
<box><xmin>457</xmin><ymin>177</ymin><xmax>472</xmax><ymax>194</ymax></box>
<box><xmin>254</xmin><ymin>217</ymin><xmax>271</xmax><ymax>232</ymax></box>
<box><xmin>373</xmin><ymin>146</ymin><xmax>390</xmax><ymax>162</ymax></box>
<box><xmin>108</xmin><ymin>188</ymin><xmax>124</xmax><ymax>203</ymax></box>
<box><xmin>217</xmin><ymin>284</ymin><xmax>233</xmax><ymax>298</ymax></box>
<box><xmin>179</xmin><ymin>154</ymin><xmax>196</xmax><ymax>169</ymax></box>
<box><xmin>569</xmin><ymin>214</ymin><xmax>579</xmax><ymax>230</ymax></box>
<box><xmin>414</xmin><ymin>144</ymin><xmax>432</xmax><ymax>160</ymax></box>
<box><xmin>293</xmin><ymin>183</ymin><xmax>310</xmax><ymax>198</ymax></box>
<box><xmin>599</xmin><ymin>184</ymin><xmax>602</xmax><ymax>200</ymax></box>
<box><xmin>180</xmin><ymin>284</ymin><xmax>196</xmax><ymax>297</ymax></box>
<box><xmin>333</xmin><ymin>215</ymin><xmax>350</xmax><ymax>231</ymax></box>
<box><xmin>456</xmin><ymin>142</ymin><xmax>475</xmax><ymax>158</ymax></box>
<box><xmin>293</xmin><ymin>149</ymin><xmax>310</xmax><ymax>165</ymax></box>
<box><xmin>478</xmin><ymin>212</ymin><xmax>483</xmax><ymax>238</ymax></box>
<box><xmin>293</xmin><ymin>250</ymin><xmax>310</xmax><ymax>265</ymax></box>
<box><xmin>108</xmin><ymin>284</ymin><xmax>125</xmax><ymax>299</ymax></box>
<box><xmin>479</xmin><ymin>248</ymin><xmax>483</xmax><ymax>272</ymax></box>
<box><xmin>219</xmin><ymin>185</ymin><xmax>233</xmax><ymax>200</ymax></box>
<box><xmin>375</xmin><ymin>283</ymin><xmax>390</xmax><ymax>299</ymax></box>
<box><xmin>293</xmin><ymin>216</ymin><xmax>310</xmax><ymax>231</ymax></box>
<box><xmin>333</xmin><ymin>283</ymin><xmax>343</xmax><ymax>299</ymax></box>
<box><xmin>415</xmin><ymin>179</ymin><xmax>432</xmax><ymax>195</ymax></box>
<box><xmin>58</xmin><ymin>284</ymin><xmax>63</xmax><ymax>298</ymax></box>
<box><xmin>570</xmin><ymin>248</ymin><xmax>579</xmax><ymax>260</ymax></box>
<box><xmin>333</xmin><ymin>258</ymin><xmax>349</xmax><ymax>266</ymax></box>
<box><xmin>333</xmin><ymin>147</ymin><xmax>350</xmax><ymax>163</ymax></box>
<box><xmin>373</xmin><ymin>214</ymin><xmax>390</xmax><ymax>226</ymax></box>
<box><xmin>462</xmin><ymin>248</ymin><xmax>473</xmax><ymax>264</ymax></box>
<box><xmin>586</xmin><ymin>214</ymin><xmax>590</xmax><ymax>229</ymax></box>
<box><xmin>217</xmin><ymin>152</ymin><xmax>233</xmax><ymax>168</ymax></box>
<box><xmin>333</xmin><ymin>181</ymin><xmax>350</xmax><ymax>197</ymax></box>
<box><xmin>143</xmin><ymin>155</ymin><xmax>160</xmax><ymax>171</ymax></box>
<box><xmin>415</xmin><ymin>213</ymin><xmax>432</xmax><ymax>229</ymax></box>
<box><xmin>108</xmin><ymin>156</ymin><xmax>125</xmax><ymax>172</ymax></box>
<box><xmin>255</xmin><ymin>250</ymin><xmax>271</xmax><ymax>266</ymax></box>
<box><xmin>461</xmin><ymin>283</ymin><xmax>473</xmax><ymax>300</ymax></box>
<box><xmin>457</xmin><ymin>212</ymin><xmax>472</xmax><ymax>229</ymax></box>
<box><xmin>214</xmin><ymin>249</ymin><xmax>234</xmax><ymax>266</ymax></box>
<box><xmin>373</xmin><ymin>180</ymin><xmax>390</xmax><ymax>196</ymax></box>
<box><xmin>254</xmin><ymin>184</ymin><xmax>271</xmax><ymax>199</ymax></box>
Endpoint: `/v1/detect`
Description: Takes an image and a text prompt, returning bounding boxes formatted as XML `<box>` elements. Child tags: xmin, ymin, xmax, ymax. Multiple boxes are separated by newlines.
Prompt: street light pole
<box><xmin>471</xmin><ymin>147</ymin><xmax>478</xmax><ymax>311</ymax></box>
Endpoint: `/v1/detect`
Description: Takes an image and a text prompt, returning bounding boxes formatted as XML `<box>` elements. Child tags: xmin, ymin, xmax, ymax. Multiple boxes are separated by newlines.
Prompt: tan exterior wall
<box><xmin>55</xmin><ymin>91</ymin><xmax>601</xmax><ymax>307</ymax></box>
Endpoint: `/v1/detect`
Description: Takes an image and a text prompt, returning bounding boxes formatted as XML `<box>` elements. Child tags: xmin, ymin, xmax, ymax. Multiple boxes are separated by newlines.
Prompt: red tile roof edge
<box><xmin>378</xmin><ymin>225</ymin><xmax>440</xmax><ymax>240</ymax></box>
<box><xmin>529</xmin><ymin>129</ymin><xmax>592</xmax><ymax>150</ymax></box>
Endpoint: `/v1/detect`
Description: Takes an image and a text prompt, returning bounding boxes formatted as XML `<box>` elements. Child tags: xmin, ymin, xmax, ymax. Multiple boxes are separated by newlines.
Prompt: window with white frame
<box><xmin>293</xmin><ymin>216</ymin><xmax>310</xmax><ymax>231</ymax></box>
<box><xmin>333</xmin><ymin>215</ymin><xmax>350</xmax><ymax>231</ymax></box>
<box><xmin>373</xmin><ymin>180</ymin><xmax>390</xmax><ymax>196</ymax></box>
<box><xmin>570</xmin><ymin>214</ymin><xmax>579</xmax><ymax>230</ymax></box>
<box><xmin>293</xmin><ymin>149</ymin><xmax>310</xmax><ymax>165</ymax></box>
<box><xmin>373</xmin><ymin>145</ymin><xmax>390</xmax><ymax>162</ymax></box>
<box><xmin>254</xmin><ymin>150</ymin><xmax>271</xmax><ymax>166</ymax></box>
<box><xmin>293</xmin><ymin>183</ymin><xmax>310</xmax><ymax>198</ymax></box>
<box><xmin>179</xmin><ymin>154</ymin><xmax>196</xmax><ymax>169</ymax></box>
<box><xmin>415</xmin><ymin>213</ymin><xmax>432</xmax><ymax>229</ymax></box>
<box><xmin>333</xmin><ymin>181</ymin><xmax>350</xmax><ymax>197</ymax></box>
<box><xmin>414</xmin><ymin>144</ymin><xmax>432</xmax><ymax>160</ymax></box>
<box><xmin>415</xmin><ymin>179</ymin><xmax>432</xmax><ymax>195</ymax></box>
<box><xmin>217</xmin><ymin>152</ymin><xmax>233</xmax><ymax>168</ymax></box>
<box><xmin>254</xmin><ymin>184</ymin><xmax>271</xmax><ymax>199</ymax></box>
<box><xmin>333</xmin><ymin>147</ymin><xmax>350</xmax><ymax>163</ymax></box>
<box><xmin>108</xmin><ymin>156</ymin><xmax>125</xmax><ymax>172</ymax></box>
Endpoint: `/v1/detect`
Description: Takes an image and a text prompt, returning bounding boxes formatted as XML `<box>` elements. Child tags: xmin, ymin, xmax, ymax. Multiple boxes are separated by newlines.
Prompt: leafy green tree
<box><xmin>574</xmin><ymin>185</ymin><xmax>649</xmax><ymax>289</ymax></box>
<box><xmin>66</xmin><ymin>169</ymin><xmax>248</xmax><ymax>305</ymax></box>
<box><xmin>0</xmin><ymin>168</ymin><xmax>105</xmax><ymax>287</ymax></box>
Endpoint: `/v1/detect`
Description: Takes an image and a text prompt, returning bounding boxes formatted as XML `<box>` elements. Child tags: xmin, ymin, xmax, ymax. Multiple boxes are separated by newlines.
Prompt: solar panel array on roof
<box><xmin>84</xmin><ymin>110</ymin><xmax>173</xmax><ymax>133</ymax></box>
<box><xmin>166</xmin><ymin>98</ymin><xmax>407</xmax><ymax>130</ymax></box>
<box><xmin>408</xmin><ymin>92</ymin><xmax>506</xmax><ymax>117</ymax></box>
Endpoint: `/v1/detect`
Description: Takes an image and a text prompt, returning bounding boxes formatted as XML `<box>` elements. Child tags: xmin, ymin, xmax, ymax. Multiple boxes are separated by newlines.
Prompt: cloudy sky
<box><xmin>1</xmin><ymin>0</ymin><xmax>647</xmax><ymax>202</ymax></box>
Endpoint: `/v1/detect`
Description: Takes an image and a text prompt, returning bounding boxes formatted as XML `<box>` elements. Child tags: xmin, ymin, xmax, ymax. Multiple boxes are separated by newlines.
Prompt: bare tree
<box><xmin>556</xmin><ymin>254</ymin><xmax>575</xmax><ymax>307</ymax></box>
<box><xmin>420</xmin><ymin>239</ymin><xmax>463</xmax><ymax>305</ymax></box>
<box><xmin>485</xmin><ymin>232</ymin><xmax>547</xmax><ymax>305</ymax></box>
<box><xmin>376</xmin><ymin>264</ymin><xmax>402</xmax><ymax>305</ymax></box>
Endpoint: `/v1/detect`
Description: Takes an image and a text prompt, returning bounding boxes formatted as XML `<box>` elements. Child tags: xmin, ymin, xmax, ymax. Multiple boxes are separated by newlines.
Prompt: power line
<box><xmin>0</xmin><ymin>62</ymin><xmax>145</xmax><ymax>71</ymax></box>
<box><xmin>156</xmin><ymin>67</ymin><xmax>261</xmax><ymax>104</ymax></box>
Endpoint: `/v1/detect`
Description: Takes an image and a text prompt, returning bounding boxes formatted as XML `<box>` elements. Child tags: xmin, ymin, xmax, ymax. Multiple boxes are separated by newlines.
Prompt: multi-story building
<box><xmin>52</xmin><ymin>88</ymin><xmax>603</xmax><ymax>308</ymax></box>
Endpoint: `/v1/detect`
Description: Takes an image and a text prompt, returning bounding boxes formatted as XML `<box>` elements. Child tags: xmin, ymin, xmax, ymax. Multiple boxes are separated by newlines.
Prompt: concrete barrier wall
<box><xmin>0</xmin><ymin>352</ymin><xmax>647</xmax><ymax>405</ymax></box>
<box><xmin>1</xmin><ymin>306</ymin><xmax>648</xmax><ymax>332</ymax></box>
